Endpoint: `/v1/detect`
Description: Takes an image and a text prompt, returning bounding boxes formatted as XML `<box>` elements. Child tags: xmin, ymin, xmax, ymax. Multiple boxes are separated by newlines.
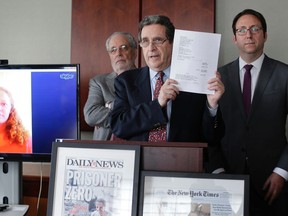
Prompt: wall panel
<box><xmin>71</xmin><ymin>0</ymin><xmax>140</xmax><ymax>131</ymax></box>
<box><xmin>142</xmin><ymin>0</ymin><xmax>215</xmax><ymax>32</ymax></box>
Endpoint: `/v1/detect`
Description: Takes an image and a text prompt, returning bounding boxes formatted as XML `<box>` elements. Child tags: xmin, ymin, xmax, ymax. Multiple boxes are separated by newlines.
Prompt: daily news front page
<box><xmin>51</xmin><ymin>147</ymin><xmax>137</xmax><ymax>216</ymax></box>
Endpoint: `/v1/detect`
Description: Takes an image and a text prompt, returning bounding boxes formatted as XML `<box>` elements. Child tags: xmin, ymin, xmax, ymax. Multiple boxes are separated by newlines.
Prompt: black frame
<box><xmin>138</xmin><ymin>171</ymin><xmax>249</xmax><ymax>216</ymax></box>
<box><xmin>47</xmin><ymin>141</ymin><xmax>140</xmax><ymax>216</ymax></box>
<box><xmin>0</xmin><ymin>64</ymin><xmax>80</xmax><ymax>162</ymax></box>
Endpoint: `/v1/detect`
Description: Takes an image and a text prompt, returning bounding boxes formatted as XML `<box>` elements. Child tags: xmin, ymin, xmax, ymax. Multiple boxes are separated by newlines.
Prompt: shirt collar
<box><xmin>239</xmin><ymin>53</ymin><xmax>265</xmax><ymax>70</ymax></box>
<box><xmin>149</xmin><ymin>67</ymin><xmax>170</xmax><ymax>80</ymax></box>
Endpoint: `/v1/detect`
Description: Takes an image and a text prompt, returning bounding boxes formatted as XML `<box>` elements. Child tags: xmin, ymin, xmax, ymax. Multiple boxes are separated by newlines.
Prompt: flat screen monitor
<box><xmin>0</xmin><ymin>64</ymin><xmax>80</xmax><ymax>162</ymax></box>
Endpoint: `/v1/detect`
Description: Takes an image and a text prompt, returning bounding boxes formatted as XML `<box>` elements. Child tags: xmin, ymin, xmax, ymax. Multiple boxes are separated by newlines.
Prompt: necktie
<box><xmin>243</xmin><ymin>64</ymin><xmax>253</xmax><ymax>115</ymax></box>
<box><xmin>148</xmin><ymin>71</ymin><xmax>167</xmax><ymax>142</ymax></box>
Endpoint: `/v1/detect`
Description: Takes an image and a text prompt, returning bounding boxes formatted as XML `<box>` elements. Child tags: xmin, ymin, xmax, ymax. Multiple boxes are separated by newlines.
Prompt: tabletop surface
<box><xmin>0</xmin><ymin>205</ymin><xmax>29</xmax><ymax>216</ymax></box>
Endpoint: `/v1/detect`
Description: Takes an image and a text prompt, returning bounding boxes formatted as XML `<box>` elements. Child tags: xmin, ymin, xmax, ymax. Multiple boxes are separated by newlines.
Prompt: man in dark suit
<box><xmin>84</xmin><ymin>32</ymin><xmax>137</xmax><ymax>140</ymax></box>
<box><xmin>208</xmin><ymin>9</ymin><xmax>288</xmax><ymax>215</ymax></box>
<box><xmin>110</xmin><ymin>15</ymin><xmax>224</xmax><ymax>142</ymax></box>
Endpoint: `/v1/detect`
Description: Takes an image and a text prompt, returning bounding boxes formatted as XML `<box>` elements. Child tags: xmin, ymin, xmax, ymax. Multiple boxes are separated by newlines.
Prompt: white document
<box><xmin>170</xmin><ymin>29</ymin><xmax>221</xmax><ymax>94</ymax></box>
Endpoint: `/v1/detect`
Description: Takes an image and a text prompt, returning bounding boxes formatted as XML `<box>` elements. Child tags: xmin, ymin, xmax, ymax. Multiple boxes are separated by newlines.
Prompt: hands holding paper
<box><xmin>157</xmin><ymin>71</ymin><xmax>224</xmax><ymax>108</ymax></box>
<box><xmin>207</xmin><ymin>71</ymin><xmax>225</xmax><ymax>108</ymax></box>
<box><xmin>158</xmin><ymin>78</ymin><xmax>179</xmax><ymax>107</ymax></box>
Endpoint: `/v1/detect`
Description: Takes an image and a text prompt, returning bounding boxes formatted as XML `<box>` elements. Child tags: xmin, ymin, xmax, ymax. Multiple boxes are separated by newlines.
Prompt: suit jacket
<box><xmin>209</xmin><ymin>55</ymin><xmax>288</xmax><ymax>194</ymax></box>
<box><xmin>83</xmin><ymin>72</ymin><xmax>116</xmax><ymax>140</ymax></box>
<box><xmin>110</xmin><ymin>66</ymin><xmax>214</xmax><ymax>142</ymax></box>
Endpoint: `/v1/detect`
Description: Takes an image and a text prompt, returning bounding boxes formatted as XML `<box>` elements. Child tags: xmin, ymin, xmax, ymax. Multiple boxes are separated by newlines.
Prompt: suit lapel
<box><xmin>250</xmin><ymin>56</ymin><xmax>274</xmax><ymax>117</ymax></box>
<box><xmin>106</xmin><ymin>72</ymin><xmax>117</xmax><ymax>94</ymax></box>
<box><xmin>229</xmin><ymin>60</ymin><xmax>248</xmax><ymax>119</ymax></box>
<box><xmin>132</xmin><ymin>66</ymin><xmax>152</xmax><ymax>102</ymax></box>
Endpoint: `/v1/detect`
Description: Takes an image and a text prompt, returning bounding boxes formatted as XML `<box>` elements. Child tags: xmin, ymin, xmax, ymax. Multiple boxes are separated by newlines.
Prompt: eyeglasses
<box><xmin>108</xmin><ymin>44</ymin><xmax>130</xmax><ymax>54</ymax></box>
<box><xmin>236</xmin><ymin>26</ymin><xmax>263</xmax><ymax>36</ymax></box>
<box><xmin>139</xmin><ymin>38</ymin><xmax>168</xmax><ymax>48</ymax></box>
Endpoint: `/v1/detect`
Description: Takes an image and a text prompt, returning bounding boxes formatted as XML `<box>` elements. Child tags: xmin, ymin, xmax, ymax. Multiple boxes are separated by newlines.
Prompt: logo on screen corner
<box><xmin>60</xmin><ymin>73</ymin><xmax>74</xmax><ymax>80</ymax></box>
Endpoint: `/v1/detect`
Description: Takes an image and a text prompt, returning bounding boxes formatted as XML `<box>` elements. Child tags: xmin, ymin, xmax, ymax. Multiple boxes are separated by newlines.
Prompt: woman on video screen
<box><xmin>0</xmin><ymin>86</ymin><xmax>32</xmax><ymax>153</ymax></box>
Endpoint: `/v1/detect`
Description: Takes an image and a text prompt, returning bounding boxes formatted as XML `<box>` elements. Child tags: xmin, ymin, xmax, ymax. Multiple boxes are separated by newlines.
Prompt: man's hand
<box><xmin>263</xmin><ymin>172</ymin><xmax>285</xmax><ymax>205</ymax></box>
<box><xmin>158</xmin><ymin>78</ymin><xmax>179</xmax><ymax>107</ymax></box>
<box><xmin>207</xmin><ymin>71</ymin><xmax>225</xmax><ymax>108</ymax></box>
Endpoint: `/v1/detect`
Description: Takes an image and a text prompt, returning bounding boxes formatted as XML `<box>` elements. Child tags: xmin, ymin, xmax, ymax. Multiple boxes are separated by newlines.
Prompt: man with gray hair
<box><xmin>84</xmin><ymin>32</ymin><xmax>137</xmax><ymax>140</ymax></box>
<box><xmin>110</xmin><ymin>15</ymin><xmax>224</xmax><ymax>142</ymax></box>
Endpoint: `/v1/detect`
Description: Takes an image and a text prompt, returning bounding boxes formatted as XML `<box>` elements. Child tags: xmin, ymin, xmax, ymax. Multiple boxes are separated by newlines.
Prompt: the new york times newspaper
<box><xmin>63</xmin><ymin>157</ymin><xmax>125</xmax><ymax>216</ymax></box>
<box><xmin>143</xmin><ymin>176</ymin><xmax>245</xmax><ymax>216</ymax></box>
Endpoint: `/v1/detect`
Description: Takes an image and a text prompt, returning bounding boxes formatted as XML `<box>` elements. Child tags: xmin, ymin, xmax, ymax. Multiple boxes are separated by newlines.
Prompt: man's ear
<box><xmin>264</xmin><ymin>32</ymin><xmax>268</xmax><ymax>42</ymax></box>
<box><xmin>232</xmin><ymin>35</ymin><xmax>237</xmax><ymax>44</ymax></box>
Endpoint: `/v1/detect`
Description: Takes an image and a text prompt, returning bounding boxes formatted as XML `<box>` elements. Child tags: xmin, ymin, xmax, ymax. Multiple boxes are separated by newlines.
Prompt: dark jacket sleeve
<box><xmin>109</xmin><ymin>69</ymin><xmax>167</xmax><ymax>140</ymax></box>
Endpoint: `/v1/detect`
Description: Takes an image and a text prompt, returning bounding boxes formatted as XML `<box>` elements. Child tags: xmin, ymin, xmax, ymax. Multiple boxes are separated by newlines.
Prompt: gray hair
<box><xmin>105</xmin><ymin>32</ymin><xmax>137</xmax><ymax>51</ymax></box>
<box><xmin>138</xmin><ymin>15</ymin><xmax>175</xmax><ymax>43</ymax></box>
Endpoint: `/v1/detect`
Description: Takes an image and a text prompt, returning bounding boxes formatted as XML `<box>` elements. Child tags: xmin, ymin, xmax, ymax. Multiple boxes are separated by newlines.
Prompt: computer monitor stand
<box><xmin>0</xmin><ymin>161</ymin><xmax>22</xmax><ymax>204</ymax></box>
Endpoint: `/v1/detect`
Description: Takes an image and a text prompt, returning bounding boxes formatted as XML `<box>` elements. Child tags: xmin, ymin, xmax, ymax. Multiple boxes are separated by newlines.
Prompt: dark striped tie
<box><xmin>148</xmin><ymin>71</ymin><xmax>167</xmax><ymax>142</ymax></box>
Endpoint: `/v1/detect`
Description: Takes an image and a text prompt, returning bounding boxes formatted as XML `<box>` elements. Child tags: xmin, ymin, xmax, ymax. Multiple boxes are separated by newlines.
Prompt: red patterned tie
<box><xmin>148</xmin><ymin>71</ymin><xmax>167</xmax><ymax>142</ymax></box>
<box><xmin>243</xmin><ymin>64</ymin><xmax>253</xmax><ymax>115</ymax></box>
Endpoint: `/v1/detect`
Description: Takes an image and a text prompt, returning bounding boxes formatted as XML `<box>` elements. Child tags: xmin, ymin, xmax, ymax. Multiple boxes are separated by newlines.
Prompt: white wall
<box><xmin>1</xmin><ymin>0</ymin><xmax>288</xmax><ymax>176</ymax></box>
<box><xmin>0</xmin><ymin>0</ymin><xmax>71</xmax><ymax>64</ymax></box>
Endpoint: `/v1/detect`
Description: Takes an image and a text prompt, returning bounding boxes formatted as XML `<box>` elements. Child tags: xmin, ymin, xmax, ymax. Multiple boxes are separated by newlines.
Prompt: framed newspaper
<box><xmin>47</xmin><ymin>141</ymin><xmax>140</xmax><ymax>216</ymax></box>
<box><xmin>138</xmin><ymin>171</ymin><xmax>249</xmax><ymax>216</ymax></box>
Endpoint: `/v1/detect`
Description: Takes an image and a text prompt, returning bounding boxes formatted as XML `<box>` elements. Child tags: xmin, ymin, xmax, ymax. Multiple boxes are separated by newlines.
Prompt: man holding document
<box><xmin>110</xmin><ymin>15</ymin><xmax>224</xmax><ymax>142</ymax></box>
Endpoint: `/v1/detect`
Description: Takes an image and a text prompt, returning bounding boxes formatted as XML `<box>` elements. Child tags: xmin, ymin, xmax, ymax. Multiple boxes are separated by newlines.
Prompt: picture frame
<box><xmin>138</xmin><ymin>171</ymin><xmax>249</xmax><ymax>216</ymax></box>
<box><xmin>47</xmin><ymin>141</ymin><xmax>140</xmax><ymax>216</ymax></box>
